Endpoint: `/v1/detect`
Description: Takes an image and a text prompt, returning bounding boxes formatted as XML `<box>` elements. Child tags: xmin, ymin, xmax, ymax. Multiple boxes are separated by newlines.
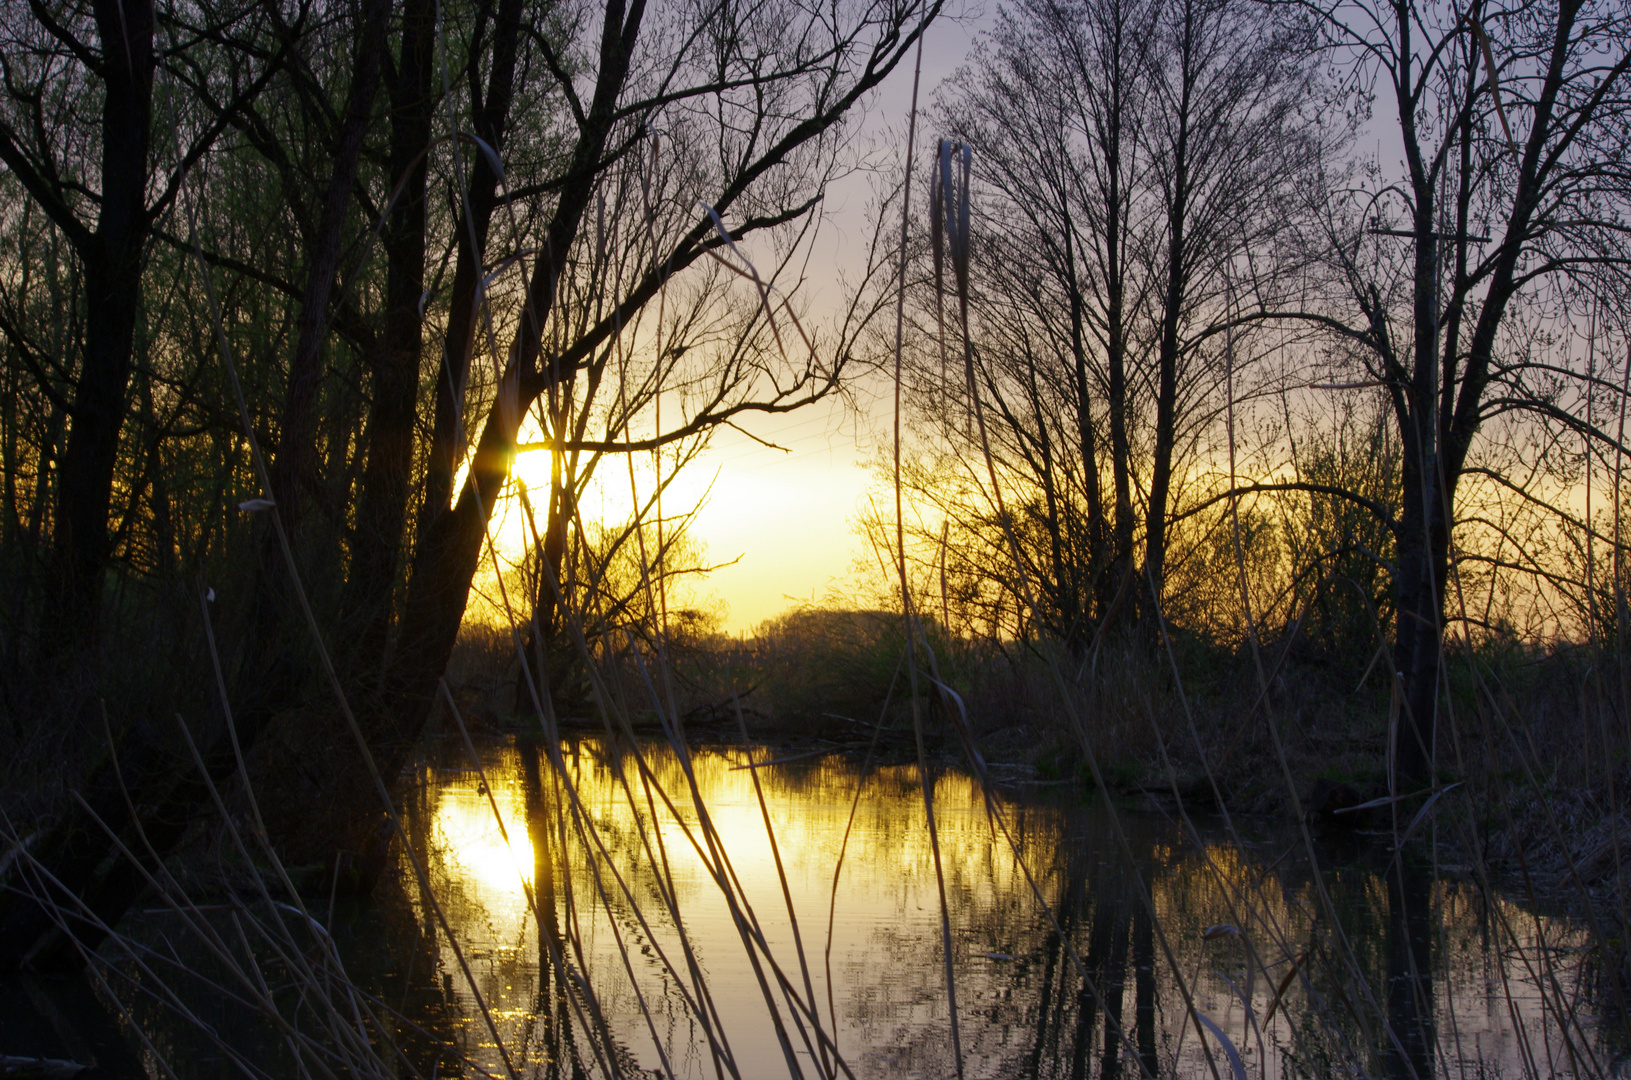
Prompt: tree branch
<box><xmin>1171</xmin><ymin>481</ymin><xmax>1399</xmax><ymax>534</ymax></box>
<box><xmin>0</xmin><ymin>120</ymin><xmax>94</xmax><ymax>252</ymax></box>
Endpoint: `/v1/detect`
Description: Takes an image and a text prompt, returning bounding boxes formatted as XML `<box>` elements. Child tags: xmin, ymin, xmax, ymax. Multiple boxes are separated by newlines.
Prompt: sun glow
<box><xmin>431</xmin><ymin>778</ymin><xmax>535</xmax><ymax>894</ymax></box>
<box><xmin>457</xmin><ymin>396</ymin><xmax>871</xmax><ymax>634</ymax></box>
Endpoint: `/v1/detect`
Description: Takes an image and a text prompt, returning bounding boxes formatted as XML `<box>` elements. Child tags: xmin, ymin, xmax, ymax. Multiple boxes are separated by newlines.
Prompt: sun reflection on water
<box><xmin>432</xmin><ymin>776</ymin><xmax>535</xmax><ymax>891</ymax></box>
<box><xmin>401</xmin><ymin>739</ymin><xmax>1613</xmax><ymax>1080</ymax></box>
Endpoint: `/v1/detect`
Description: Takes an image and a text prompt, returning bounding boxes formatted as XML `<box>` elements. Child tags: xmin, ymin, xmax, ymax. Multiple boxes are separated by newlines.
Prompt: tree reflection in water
<box><xmin>383</xmin><ymin>736</ymin><xmax>1613</xmax><ymax>1079</ymax></box>
<box><xmin>1385</xmin><ymin>857</ymin><xmax>1434</xmax><ymax>1080</ymax></box>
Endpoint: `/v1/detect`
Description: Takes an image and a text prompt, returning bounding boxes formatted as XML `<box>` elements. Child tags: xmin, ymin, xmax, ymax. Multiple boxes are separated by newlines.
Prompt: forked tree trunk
<box><xmin>350</xmin><ymin>0</ymin><xmax>654</xmax><ymax>873</ymax></box>
<box><xmin>251</xmin><ymin>0</ymin><xmax>441</xmax><ymax>880</ymax></box>
<box><xmin>1380</xmin><ymin>0</ymin><xmax>1576</xmax><ymax>799</ymax></box>
<box><xmin>344</xmin><ymin>0</ymin><xmax>438</xmax><ymax>665</ymax></box>
<box><xmin>208</xmin><ymin>0</ymin><xmax>392</xmax><ymax>877</ymax></box>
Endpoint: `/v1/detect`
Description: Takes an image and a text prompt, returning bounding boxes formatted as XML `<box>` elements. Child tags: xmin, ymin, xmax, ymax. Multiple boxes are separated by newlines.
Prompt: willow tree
<box><xmin>0</xmin><ymin>0</ymin><xmax>941</xmax><ymax>966</ymax></box>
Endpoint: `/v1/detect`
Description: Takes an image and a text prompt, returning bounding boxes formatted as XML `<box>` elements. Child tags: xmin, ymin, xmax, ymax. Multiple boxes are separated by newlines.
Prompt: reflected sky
<box><xmin>402</xmin><ymin>738</ymin><xmax>1615</xmax><ymax>1079</ymax></box>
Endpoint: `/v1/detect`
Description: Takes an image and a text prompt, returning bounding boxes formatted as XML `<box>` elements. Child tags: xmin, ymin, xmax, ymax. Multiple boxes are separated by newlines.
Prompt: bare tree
<box><xmin>372</xmin><ymin>0</ymin><xmax>935</xmax><ymax>793</ymax></box>
<box><xmin>0</xmin><ymin>0</ymin><xmax>940</xmax><ymax>963</ymax></box>
<box><xmin>1260</xmin><ymin>0</ymin><xmax>1631</xmax><ymax>794</ymax></box>
<box><xmin>911</xmin><ymin>0</ymin><xmax>1323</xmax><ymax>650</ymax></box>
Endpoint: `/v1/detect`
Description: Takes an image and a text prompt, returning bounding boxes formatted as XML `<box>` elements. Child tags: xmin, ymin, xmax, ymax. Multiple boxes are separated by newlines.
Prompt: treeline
<box><xmin>872</xmin><ymin>0</ymin><xmax>1631</xmax><ymax>801</ymax></box>
<box><xmin>0</xmin><ymin>0</ymin><xmax>927</xmax><ymax>965</ymax></box>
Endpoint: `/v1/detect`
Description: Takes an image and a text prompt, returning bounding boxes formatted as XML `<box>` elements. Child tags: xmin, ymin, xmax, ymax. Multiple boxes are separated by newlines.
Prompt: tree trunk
<box><xmin>212</xmin><ymin>0</ymin><xmax>392</xmax><ymax>881</ymax></box>
<box><xmin>1392</xmin><ymin>457</ymin><xmax>1447</xmax><ymax>795</ymax></box>
<box><xmin>246</xmin><ymin>0</ymin><xmax>439</xmax><ymax>882</ymax></box>
<box><xmin>44</xmin><ymin>0</ymin><xmax>156</xmax><ymax>661</ymax></box>
<box><xmin>1103</xmin><ymin>243</ymin><xmax>1135</xmax><ymax>626</ymax></box>
<box><xmin>344</xmin><ymin>0</ymin><xmax>438</xmax><ymax>666</ymax></box>
<box><xmin>1067</xmin><ymin>262</ymin><xmax>1107</xmax><ymax>625</ymax></box>
<box><xmin>1383</xmin><ymin>0</ymin><xmax>1562</xmax><ymax>798</ymax></box>
<box><xmin>422</xmin><ymin>0</ymin><xmax>526</xmax><ymax>523</ymax></box>
<box><xmin>268</xmin><ymin>0</ymin><xmax>390</xmax><ymax>528</ymax></box>
<box><xmin>514</xmin><ymin>448</ymin><xmax>573</xmax><ymax>714</ymax></box>
<box><xmin>1142</xmin><ymin>30</ymin><xmax>1190</xmax><ymax>614</ymax></box>
<box><xmin>1097</xmin><ymin>8</ymin><xmax>1136</xmax><ymax>631</ymax></box>
<box><xmin>353</xmin><ymin>0</ymin><xmax>653</xmax><ymax>868</ymax></box>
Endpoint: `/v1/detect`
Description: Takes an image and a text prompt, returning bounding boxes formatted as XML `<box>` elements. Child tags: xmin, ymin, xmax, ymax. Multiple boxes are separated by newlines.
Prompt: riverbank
<box><xmin>439</xmin><ymin>614</ymin><xmax>1631</xmax><ymax>911</ymax></box>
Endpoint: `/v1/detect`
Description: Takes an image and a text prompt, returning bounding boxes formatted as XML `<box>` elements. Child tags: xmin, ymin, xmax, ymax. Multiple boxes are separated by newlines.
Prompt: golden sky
<box><xmin>506</xmin><ymin>396</ymin><xmax>876</xmax><ymax>634</ymax></box>
<box><xmin>492</xmin><ymin>17</ymin><xmax>983</xmax><ymax>636</ymax></box>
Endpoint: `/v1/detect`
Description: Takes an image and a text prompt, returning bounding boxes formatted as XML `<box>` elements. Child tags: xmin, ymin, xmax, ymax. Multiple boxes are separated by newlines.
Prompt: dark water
<box><xmin>12</xmin><ymin>735</ymin><xmax>1616</xmax><ymax>1079</ymax></box>
<box><xmin>380</xmin><ymin>737</ymin><xmax>1614</xmax><ymax>1079</ymax></box>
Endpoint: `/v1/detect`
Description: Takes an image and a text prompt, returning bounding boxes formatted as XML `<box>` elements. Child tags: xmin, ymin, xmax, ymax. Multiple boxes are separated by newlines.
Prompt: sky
<box><xmin>501</xmin><ymin>12</ymin><xmax>988</xmax><ymax>635</ymax></box>
<box><xmin>490</xmin><ymin>0</ymin><xmax>1454</xmax><ymax>636</ymax></box>
<box><xmin>684</xmin><ymin>18</ymin><xmax>986</xmax><ymax>632</ymax></box>
<box><xmin>506</xmin><ymin>396</ymin><xmax>879</xmax><ymax>633</ymax></box>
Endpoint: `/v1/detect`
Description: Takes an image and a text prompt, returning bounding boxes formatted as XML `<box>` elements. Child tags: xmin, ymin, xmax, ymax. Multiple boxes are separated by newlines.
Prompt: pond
<box><xmin>349</xmin><ymin>734</ymin><xmax>1618</xmax><ymax>1080</ymax></box>
<box><xmin>6</xmin><ymin>732</ymin><xmax>1611</xmax><ymax>1078</ymax></box>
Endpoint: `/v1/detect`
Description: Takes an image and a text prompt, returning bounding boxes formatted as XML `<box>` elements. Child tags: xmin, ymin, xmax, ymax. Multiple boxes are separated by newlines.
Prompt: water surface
<box><xmin>388</xmin><ymin>735</ymin><xmax>1613</xmax><ymax>1079</ymax></box>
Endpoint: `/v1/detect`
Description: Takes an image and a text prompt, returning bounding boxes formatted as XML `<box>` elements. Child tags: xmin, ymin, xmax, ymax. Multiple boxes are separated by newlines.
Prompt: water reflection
<box><xmin>393</xmin><ymin>736</ymin><xmax>1612</xmax><ymax>1079</ymax></box>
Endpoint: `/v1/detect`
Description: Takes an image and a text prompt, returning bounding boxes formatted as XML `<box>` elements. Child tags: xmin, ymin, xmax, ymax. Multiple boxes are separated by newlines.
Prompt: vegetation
<box><xmin>0</xmin><ymin>0</ymin><xmax>1629</xmax><ymax>1074</ymax></box>
<box><xmin>0</xmin><ymin>0</ymin><xmax>925</xmax><ymax>953</ymax></box>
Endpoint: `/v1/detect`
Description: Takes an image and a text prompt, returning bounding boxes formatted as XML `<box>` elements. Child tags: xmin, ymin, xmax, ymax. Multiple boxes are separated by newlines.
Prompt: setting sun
<box><xmin>483</xmin><ymin>396</ymin><xmax>872</xmax><ymax>633</ymax></box>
